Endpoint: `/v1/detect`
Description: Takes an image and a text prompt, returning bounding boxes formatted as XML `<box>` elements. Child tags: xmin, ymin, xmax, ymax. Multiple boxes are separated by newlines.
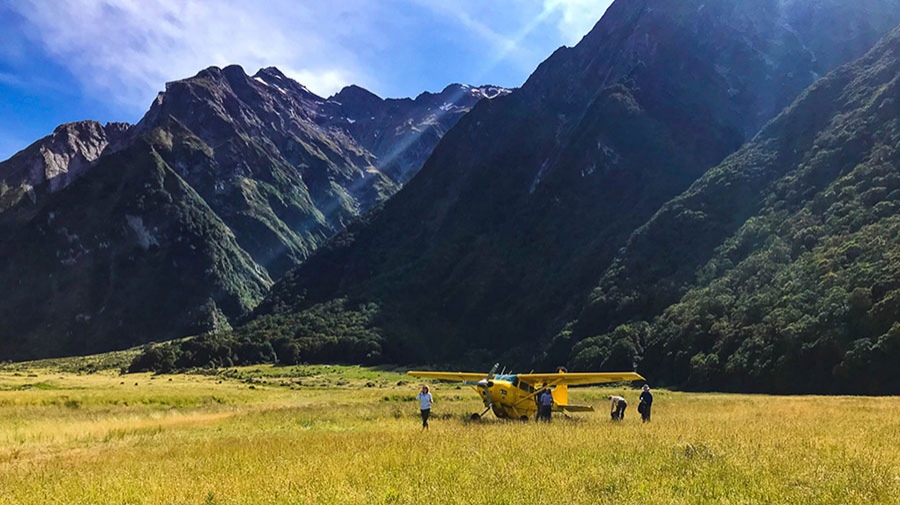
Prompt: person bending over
<box><xmin>609</xmin><ymin>395</ymin><xmax>627</xmax><ymax>421</ymax></box>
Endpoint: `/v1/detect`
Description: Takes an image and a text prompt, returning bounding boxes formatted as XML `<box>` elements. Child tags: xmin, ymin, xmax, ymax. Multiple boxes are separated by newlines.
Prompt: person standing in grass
<box><xmin>639</xmin><ymin>384</ymin><xmax>653</xmax><ymax>422</ymax></box>
<box><xmin>416</xmin><ymin>385</ymin><xmax>434</xmax><ymax>429</ymax></box>
<box><xmin>539</xmin><ymin>388</ymin><xmax>554</xmax><ymax>422</ymax></box>
<box><xmin>610</xmin><ymin>395</ymin><xmax>627</xmax><ymax>421</ymax></box>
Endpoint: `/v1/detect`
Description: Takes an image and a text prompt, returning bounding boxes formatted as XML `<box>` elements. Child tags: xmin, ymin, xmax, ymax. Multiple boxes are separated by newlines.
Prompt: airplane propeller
<box><xmin>465</xmin><ymin>363</ymin><xmax>499</xmax><ymax>420</ymax></box>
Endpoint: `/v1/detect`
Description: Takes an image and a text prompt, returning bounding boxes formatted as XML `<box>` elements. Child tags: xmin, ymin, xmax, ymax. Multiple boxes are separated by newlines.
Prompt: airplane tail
<box><xmin>552</xmin><ymin>385</ymin><xmax>593</xmax><ymax>413</ymax></box>
<box><xmin>552</xmin><ymin>379</ymin><xmax>568</xmax><ymax>406</ymax></box>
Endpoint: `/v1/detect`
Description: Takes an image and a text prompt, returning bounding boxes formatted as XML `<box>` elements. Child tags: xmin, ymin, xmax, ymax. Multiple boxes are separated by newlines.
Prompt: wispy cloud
<box><xmin>410</xmin><ymin>0</ymin><xmax>613</xmax><ymax>85</ymax></box>
<box><xmin>543</xmin><ymin>0</ymin><xmax>614</xmax><ymax>45</ymax></box>
<box><xmin>8</xmin><ymin>0</ymin><xmax>370</xmax><ymax>114</ymax></box>
<box><xmin>407</xmin><ymin>0</ymin><xmax>570</xmax><ymax>85</ymax></box>
<box><xmin>5</xmin><ymin>0</ymin><xmax>615</xmax><ymax>122</ymax></box>
<box><xmin>0</xmin><ymin>70</ymin><xmax>67</xmax><ymax>94</ymax></box>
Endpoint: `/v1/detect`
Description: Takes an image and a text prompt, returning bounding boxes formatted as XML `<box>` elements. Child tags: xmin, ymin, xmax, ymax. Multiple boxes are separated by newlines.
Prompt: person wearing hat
<box><xmin>638</xmin><ymin>384</ymin><xmax>653</xmax><ymax>422</ymax></box>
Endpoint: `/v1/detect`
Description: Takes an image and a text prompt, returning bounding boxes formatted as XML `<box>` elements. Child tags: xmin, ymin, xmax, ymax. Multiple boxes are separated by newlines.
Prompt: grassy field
<box><xmin>0</xmin><ymin>357</ymin><xmax>898</xmax><ymax>504</ymax></box>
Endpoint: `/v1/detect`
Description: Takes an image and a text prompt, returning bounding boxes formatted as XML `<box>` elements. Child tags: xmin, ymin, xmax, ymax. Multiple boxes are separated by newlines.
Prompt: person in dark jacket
<box><xmin>639</xmin><ymin>384</ymin><xmax>653</xmax><ymax>422</ymax></box>
<box><xmin>539</xmin><ymin>388</ymin><xmax>554</xmax><ymax>422</ymax></box>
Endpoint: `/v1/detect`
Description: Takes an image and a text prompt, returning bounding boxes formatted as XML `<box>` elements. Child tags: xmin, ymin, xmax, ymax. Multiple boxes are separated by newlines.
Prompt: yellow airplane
<box><xmin>408</xmin><ymin>364</ymin><xmax>644</xmax><ymax>420</ymax></box>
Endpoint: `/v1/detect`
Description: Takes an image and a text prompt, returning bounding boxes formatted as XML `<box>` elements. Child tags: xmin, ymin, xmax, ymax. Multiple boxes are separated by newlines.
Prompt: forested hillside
<box><xmin>569</xmin><ymin>26</ymin><xmax>900</xmax><ymax>394</ymax></box>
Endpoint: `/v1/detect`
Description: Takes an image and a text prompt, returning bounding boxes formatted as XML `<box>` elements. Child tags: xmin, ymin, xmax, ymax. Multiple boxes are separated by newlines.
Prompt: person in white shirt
<box><xmin>610</xmin><ymin>395</ymin><xmax>627</xmax><ymax>421</ymax></box>
<box><xmin>416</xmin><ymin>385</ymin><xmax>434</xmax><ymax>429</ymax></box>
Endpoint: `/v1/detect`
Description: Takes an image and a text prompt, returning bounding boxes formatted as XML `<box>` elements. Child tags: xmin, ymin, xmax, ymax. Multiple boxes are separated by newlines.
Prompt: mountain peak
<box><xmin>254</xmin><ymin>66</ymin><xmax>288</xmax><ymax>80</ymax></box>
<box><xmin>252</xmin><ymin>66</ymin><xmax>294</xmax><ymax>88</ymax></box>
<box><xmin>193</xmin><ymin>65</ymin><xmax>225</xmax><ymax>81</ymax></box>
<box><xmin>331</xmin><ymin>85</ymin><xmax>383</xmax><ymax>108</ymax></box>
<box><xmin>249</xmin><ymin>66</ymin><xmax>318</xmax><ymax>98</ymax></box>
<box><xmin>222</xmin><ymin>64</ymin><xmax>249</xmax><ymax>82</ymax></box>
<box><xmin>437</xmin><ymin>83</ymin><xmax>509</xmax><ymax>100</ymax></box>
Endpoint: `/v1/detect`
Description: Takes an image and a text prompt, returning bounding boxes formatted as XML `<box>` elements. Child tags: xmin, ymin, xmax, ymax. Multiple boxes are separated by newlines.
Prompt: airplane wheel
<box><xmin>470</xmin><ymin>413</ymin><xmax>481</xmax><ymax>421</ymax></box>
<box><xmin>519</xmin><ymin>416</ymin><xmax>529</xmax><ymax>422</ymax></box>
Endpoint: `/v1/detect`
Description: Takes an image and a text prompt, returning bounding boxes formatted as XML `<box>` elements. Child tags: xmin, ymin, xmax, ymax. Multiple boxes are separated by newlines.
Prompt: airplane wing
<box><xmin>407</xmin><ymin>371</ymin><xmax>488</xmax><ymax>382</ymax></box>
<box><xmin>518</xmin><ymin>372</ymin><xmax>645</xmax><ymax>387</ymax></box>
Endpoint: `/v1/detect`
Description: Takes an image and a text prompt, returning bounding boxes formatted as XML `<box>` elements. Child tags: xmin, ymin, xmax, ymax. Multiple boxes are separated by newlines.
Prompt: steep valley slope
<box><xmin>247</xmin><ymin>0</ymin><xmax>900</xmax><ymax>372</ymax></box>
<box><xmin>569</xmin><ymin>25</ymin><xmax>900</xmax><ymax>394</ymax></box>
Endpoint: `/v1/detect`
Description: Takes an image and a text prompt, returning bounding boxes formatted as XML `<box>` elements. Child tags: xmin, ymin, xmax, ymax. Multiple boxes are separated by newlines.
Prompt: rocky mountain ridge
<box><xmin>0</xmin><ymin>121</ymin><xmax>130</xmax><ymax>210</ymax></box>
<box><xmin>2</xmin><ymin>66</ymin><xmax>507</xmax><ymax>216</ymax></box>
<box><xmin>0</xmin><ymin>66</ymin><xmax>505</xmax><ymax>360</ymax></box>
<box><xmin>324</xmin><ymin>81</ymin><xmax>509</xmax><ymax>183</ymax></box>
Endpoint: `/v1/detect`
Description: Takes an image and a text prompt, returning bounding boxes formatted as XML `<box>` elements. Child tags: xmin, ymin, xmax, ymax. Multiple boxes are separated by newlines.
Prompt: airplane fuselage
<box><xmin>472</xmin><ymin>374</ymin><xmax>541</xmax><ymax>420</ymax></box>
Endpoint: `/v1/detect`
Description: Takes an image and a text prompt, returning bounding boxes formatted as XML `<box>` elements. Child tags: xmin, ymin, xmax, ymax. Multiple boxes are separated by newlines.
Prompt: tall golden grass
<box><xmin>0</xmin><ymin>363</ymin><xmax>898</xmax><ymax>504</ymax></box>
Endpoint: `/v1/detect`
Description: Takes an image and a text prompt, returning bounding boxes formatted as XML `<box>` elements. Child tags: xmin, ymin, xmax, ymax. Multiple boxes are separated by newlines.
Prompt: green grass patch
<box><xmin>0</xmin><ymin>363</ymin><xmax>898</xmax><ymax>504</ymax></box>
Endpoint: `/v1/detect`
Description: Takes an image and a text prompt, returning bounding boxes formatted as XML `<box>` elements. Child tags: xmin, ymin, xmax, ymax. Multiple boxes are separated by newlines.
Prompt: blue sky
<box><xmin>0</xmin><ymin>0</ymin><xmax>613</xmax><ymax>161</ymax></box>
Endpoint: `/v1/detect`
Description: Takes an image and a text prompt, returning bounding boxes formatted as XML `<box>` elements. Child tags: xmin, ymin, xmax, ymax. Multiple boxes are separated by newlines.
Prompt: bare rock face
<box><xmin>0</xmin><ymin>122</ymin><xmax>133</xmax><ymax>214</ymax></box>
<box><xmin>324</xmin><ymin>83</ymin><xmax>511</xmax><ymax>184</ymax></box>
<box><xmin>0</xmin><ymin>121</ymin><xmax>131</xmax><ymax>202</ymax></box>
